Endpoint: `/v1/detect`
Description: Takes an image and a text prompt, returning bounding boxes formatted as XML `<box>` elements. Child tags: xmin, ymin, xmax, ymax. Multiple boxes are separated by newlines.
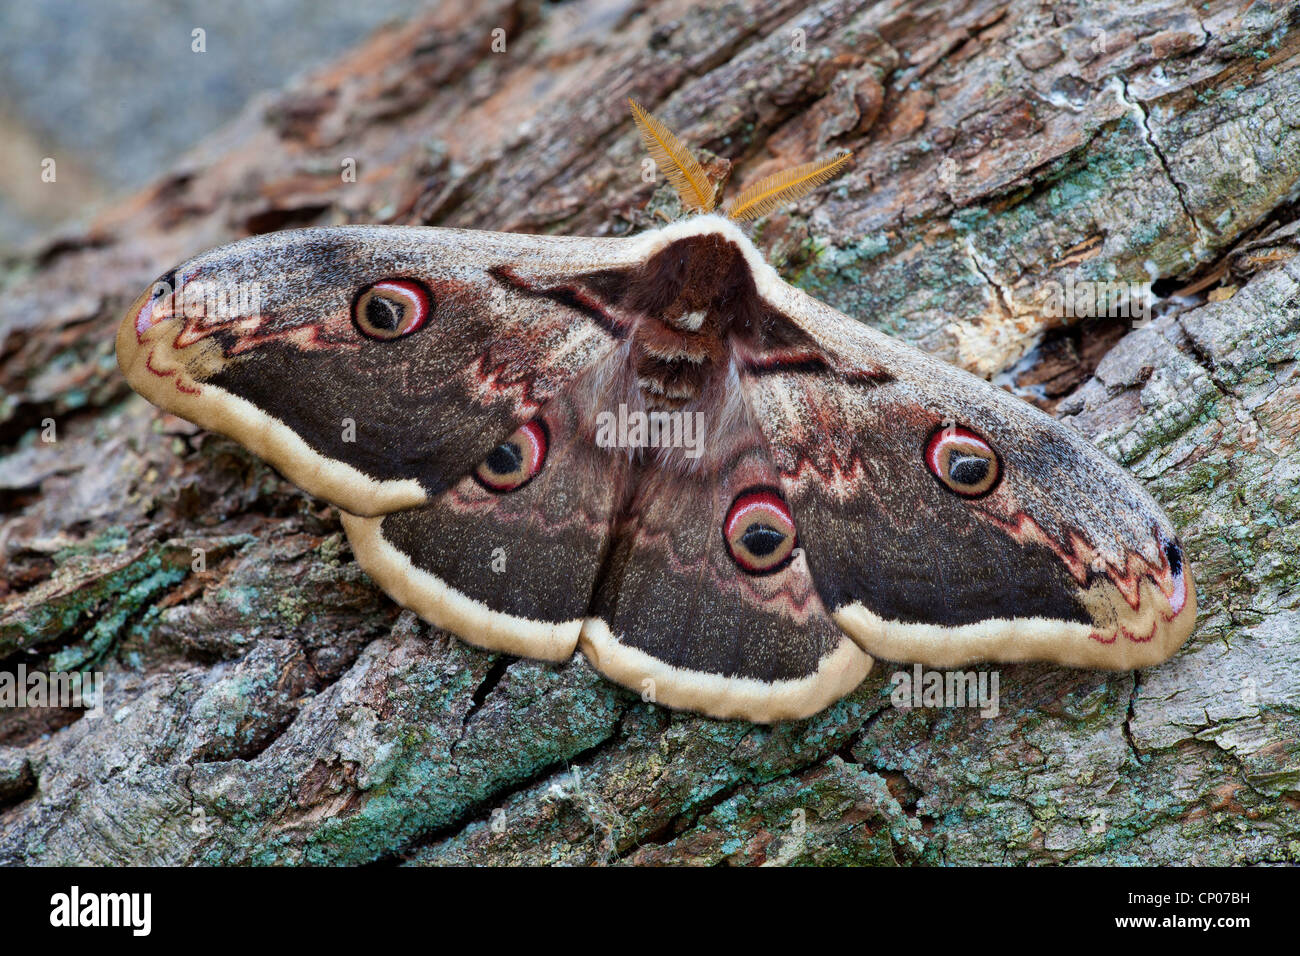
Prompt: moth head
<box><xmin>628</xmin><ymin>99</ymin><xmax>852</xmax><ymax>221</ymax></box>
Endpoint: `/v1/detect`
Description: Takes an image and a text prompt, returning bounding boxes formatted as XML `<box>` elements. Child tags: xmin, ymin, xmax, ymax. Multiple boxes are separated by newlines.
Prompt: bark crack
<box><xmin>1114</xmin><ymin>76</ymin><xmax>1211</xmax><ymax>255</ymax></box>
<box><xmin>1121</xmin><ymin>670</ymin><xmax>1144</xmax><ymax>768</ymax></box>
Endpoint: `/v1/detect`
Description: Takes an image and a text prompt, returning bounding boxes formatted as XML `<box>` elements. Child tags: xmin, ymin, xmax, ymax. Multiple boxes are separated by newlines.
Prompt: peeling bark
<box><xmin>1</xmin><ymin>0</ymin><xmax>1298</xmax><ymax>865</ymax></box>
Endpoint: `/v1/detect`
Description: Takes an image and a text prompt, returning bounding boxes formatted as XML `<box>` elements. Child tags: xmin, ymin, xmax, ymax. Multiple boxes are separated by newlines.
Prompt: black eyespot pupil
<box><xmin>1165</xmin><ymin>541</ymin><xmax>1183</xmax><ymax>572</ymax></box>
<box><xmin>486</xmin><ymin>442</ymin><xmax>523</xmax><ymax>476</ymax></box>
<box><xmin>741</xmin><ymin>524</ymin><xmax>785</xmax><ymax>557</ymax></box>
<box><xmin>949</xmin><ymin>454</ymin><xmax>989</xmax><ymax>486</ymax></box>
<box><xmin>366</xmin><ymin>296</ymin><xmax>402</xmax><ymax>332</ymax></box>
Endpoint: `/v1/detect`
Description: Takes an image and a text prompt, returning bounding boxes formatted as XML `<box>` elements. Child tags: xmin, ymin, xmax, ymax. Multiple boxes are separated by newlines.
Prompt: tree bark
<box><xmin>2</xmin><ymin>0</ymin><xmax>1298</xmax><ymax>865</ymax></box>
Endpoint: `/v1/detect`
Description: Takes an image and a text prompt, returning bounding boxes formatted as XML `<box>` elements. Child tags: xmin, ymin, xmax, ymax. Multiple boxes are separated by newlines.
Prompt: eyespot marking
<box><xmin>925</xmin><ymin>425</ymin><xmax>1001</xmax><ymax>498</ymax></box>
<box><xmin>724</xmin><ymin>487</ymin><xmax>797</xmax><ymax>575</ymax></box>
<box><xmin>1164</xmin><ymin>539</ymin><xmax>1188</xmax><ymax>616</ymax></box>
<box><xmin>474</xmin><ymin>420</ymin><xmax>548</xmax><ymax>493</ymax></box>
<box><xmin>352</xmin><ymin>278</ymin><xmax>433</xmax><ymax>340</ymax></box>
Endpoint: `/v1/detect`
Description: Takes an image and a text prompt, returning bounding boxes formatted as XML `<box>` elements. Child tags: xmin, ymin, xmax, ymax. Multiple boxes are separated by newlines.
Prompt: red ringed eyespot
<box><xmin>352</xmin><ymin>278</ymin><xmax>433</xmax><ymax>340</ymax></box>
<box><xmin>925</xmin><ymin>424</ymin><xmax>1001</xmax><ymax>498</ymax></box>
<box><xmin>474</xmin><ymin>420</ymin><xmax>548</xmax><ymax>493</ymax></box>
<box><xmin>724</xmin><ymin>487</ymin><xmax>797</xmax><ymax>575</ymax></box>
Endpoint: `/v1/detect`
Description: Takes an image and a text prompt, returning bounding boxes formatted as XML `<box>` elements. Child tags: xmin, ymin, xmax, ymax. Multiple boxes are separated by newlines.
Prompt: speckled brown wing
<box><xmin>739</xmin><ymin>279</ymin><xmax>1197</xmax><ymax>671</ymax></box>
<box><xmin>339</xmin><ymin>384</ymin><xmax>871</xmax><ymax>719</ymax></box>
<box><xmin>338</xmin><ymin>392</ymin><xmax>631</xmax><ymax>662</ymax></box>
<box><xmin>579</xmin><ymin>430</ymin><xmax>872</xmax><ymax>722</ymax></box>
<box><xmin>116</xmin><ymin>225</ymin><xmax>645</xmax><ymax>516</ymax></box>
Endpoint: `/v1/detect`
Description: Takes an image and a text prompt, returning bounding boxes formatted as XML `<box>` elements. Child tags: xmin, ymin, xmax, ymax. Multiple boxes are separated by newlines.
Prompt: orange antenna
<box><xmin>628</xmin><ymin>99</ymin><xmax>717</xmax><ymax>213</ymax></box>
<box><xmin>724</xmin><ymin>151</ymin><xmax>853</xmax><ymax>221</ymax></box>
<box><xmin>628</xmin><ymin>101</ymin><xmax>852</xmax><ymax>220</ymax></box>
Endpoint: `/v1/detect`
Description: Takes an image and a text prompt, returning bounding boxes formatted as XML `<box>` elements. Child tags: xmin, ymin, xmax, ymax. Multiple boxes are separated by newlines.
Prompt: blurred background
<box><xmin>0</xmin><ymin>0</ymin><xmax>417</xmax><ymax>251</ymax></box>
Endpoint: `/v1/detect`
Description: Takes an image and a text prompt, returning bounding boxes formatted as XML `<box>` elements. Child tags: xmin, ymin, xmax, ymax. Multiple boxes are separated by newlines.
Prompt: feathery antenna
<box><xmin>628</xmin><ymin>99</ymin><xmax>717</xmax><ymax>214</ymax></box>
<box><xmin>723</xmin><ymin>151</ymin><xmax>853</xmax><ymax>221</ymax></box>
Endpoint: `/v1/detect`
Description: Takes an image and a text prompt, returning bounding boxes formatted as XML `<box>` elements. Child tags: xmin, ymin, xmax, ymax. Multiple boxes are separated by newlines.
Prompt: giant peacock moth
<box><xmin>116</xmin><ymin>101</ymin><xmax>1196</xmax><ymax>722</ymax></box>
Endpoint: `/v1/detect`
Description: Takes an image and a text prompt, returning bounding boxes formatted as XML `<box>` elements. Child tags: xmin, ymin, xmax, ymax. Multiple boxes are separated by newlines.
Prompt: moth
<box><xmin>116</xmin><ymin>101</ymin><xmax>1196</xmax><ymax>722</ymax></box>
